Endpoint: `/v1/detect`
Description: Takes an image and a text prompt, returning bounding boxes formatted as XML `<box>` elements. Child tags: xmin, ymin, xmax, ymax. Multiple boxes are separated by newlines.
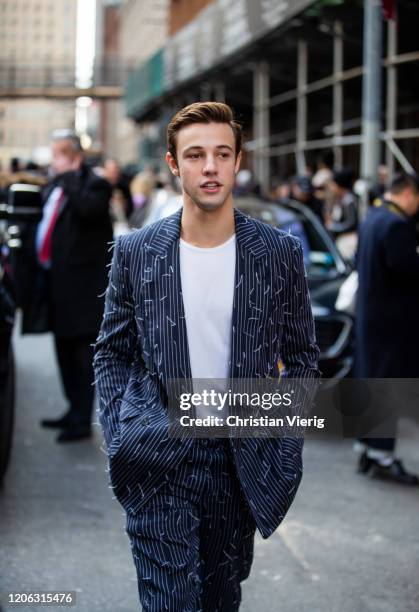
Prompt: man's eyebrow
<box><xmin>182</xmin><ymin>144</ymin><xmax>234</xmax><ymax>154</ymax></box>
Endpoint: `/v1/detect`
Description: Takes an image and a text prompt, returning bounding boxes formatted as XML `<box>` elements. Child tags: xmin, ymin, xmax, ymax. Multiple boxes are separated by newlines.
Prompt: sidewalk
<box><xmin>0</xmin><ymin>330</ymin><xmax>418</xmax><ymax>612</ymax></box>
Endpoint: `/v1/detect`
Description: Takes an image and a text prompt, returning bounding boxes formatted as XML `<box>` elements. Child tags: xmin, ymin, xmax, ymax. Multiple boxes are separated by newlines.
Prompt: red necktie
<box><xmin>38</xmin><ymin>188</ymin><xmax>65</xmax><ymax>265</ymax></box>
<box><xmin>382</xmin><ymin>0</ymin><xmax>396</xmax><ymax>20</ymax></box>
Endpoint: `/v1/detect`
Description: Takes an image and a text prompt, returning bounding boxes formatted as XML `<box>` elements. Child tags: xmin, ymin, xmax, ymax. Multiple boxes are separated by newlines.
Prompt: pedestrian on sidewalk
<box><xmin>354</xmin><ymin>172</ymin><xmax>419</xmax><ymax>484</ymax></box>
<box><xmin>38</xmin><ymin>129</ymin><xmax>113</xmax><ymax>442</ymax></box>
<box><xmin>94</xmin><ymin>102</ymin><xmax>320</xmax><ymax>610</ymax></box>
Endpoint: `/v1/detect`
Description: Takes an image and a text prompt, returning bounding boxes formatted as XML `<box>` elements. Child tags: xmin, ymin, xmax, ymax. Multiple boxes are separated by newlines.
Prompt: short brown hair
<box><xmin>389</xmin><ymin>172</ymin><xmax>419</xmax><ymax>195</ymax></box>
<box><xmin>167</xmin><ymin>102</ymin><xmax>242</xmax><ymax>162</ymax></box>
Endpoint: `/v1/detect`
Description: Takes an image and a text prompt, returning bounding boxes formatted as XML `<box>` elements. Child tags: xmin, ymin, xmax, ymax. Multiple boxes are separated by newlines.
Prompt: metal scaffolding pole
<box><xmin>296</xmin><ymin>40</ymin><xmax>308</xmax><ymax>175</ymax></box>
<box><xmin>333</xmin><ymin>21</ymin><xmax>344</xmax><ymax>168</ymax></box>
<box><xmin>253</xmin><ymin>61</ymin><xmax>270</xmax><ymax>195</ymax></box>
<box><xmin>360</xmin><ymin>0</ymin><xmax>383</xmax><ymax>217</ymax></box>
<box><xmin>385</xmin><ymin>18</ymin><xmax>397</xmax><ymax>178</ymax></box>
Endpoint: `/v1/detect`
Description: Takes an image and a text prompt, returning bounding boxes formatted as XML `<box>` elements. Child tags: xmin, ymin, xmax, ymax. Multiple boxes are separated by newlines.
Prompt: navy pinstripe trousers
<box><xmin>125</xmin><ymin>439</ymin><xmax>256</xmax><ymax>611</ymax></box>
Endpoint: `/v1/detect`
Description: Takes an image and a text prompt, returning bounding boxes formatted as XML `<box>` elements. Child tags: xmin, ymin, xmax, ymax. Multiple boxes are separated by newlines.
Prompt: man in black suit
<box><xmin>355</xmin><ymin>173</ymin><xmax>419</xmax><ymax>484</ymax></box>
<box><xmin>39</xmin><ymin>130</ymin><xmax>113</xmax><ymax>442</ymax></box>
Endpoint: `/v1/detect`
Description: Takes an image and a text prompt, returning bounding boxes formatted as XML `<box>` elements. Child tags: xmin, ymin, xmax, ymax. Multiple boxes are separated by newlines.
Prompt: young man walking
<box><xmin>94</xmin><ymin>102</ymin><xmax>320</xmax><ymax>611</ymax></box>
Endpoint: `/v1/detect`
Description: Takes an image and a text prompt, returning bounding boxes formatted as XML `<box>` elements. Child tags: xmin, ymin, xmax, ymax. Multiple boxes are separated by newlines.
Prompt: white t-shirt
<box><xmin>179</xmin><ymin>234</ymin><xmax>236</xmax><ymax>388</ymax></box>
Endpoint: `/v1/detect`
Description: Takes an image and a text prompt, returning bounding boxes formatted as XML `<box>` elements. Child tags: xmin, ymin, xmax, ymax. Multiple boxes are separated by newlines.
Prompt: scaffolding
<box><xmin>126</xmin><ymin>1</ymin><xmax>419</xmax><ymax>194</ymax></box>
<box><xmin>246</xmin><ymin>15</ymin><xmax>418</xmax><ymax>197</ymax></box>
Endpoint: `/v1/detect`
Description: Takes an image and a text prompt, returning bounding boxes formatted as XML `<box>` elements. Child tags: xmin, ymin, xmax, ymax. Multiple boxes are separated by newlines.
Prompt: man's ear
<box><xmin>235</xmin><ymin>151</ymin><xmax>242</xmax><ymax>174</ymax></box>
<box><xmin>166</xmin><ymin>151</ymin><xmax>179</xmax><ymax>176</ymax></box>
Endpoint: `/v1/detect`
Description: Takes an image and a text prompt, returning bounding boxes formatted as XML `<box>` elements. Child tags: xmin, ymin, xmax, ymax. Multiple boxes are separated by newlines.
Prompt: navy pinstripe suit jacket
<box><xmin>94</xmin><ymin>208</ymin><xmax>320</xmax><ymax>539</ymax></box>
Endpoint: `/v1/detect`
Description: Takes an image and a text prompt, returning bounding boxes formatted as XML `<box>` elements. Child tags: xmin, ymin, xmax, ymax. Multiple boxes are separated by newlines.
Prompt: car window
<box><xmin>276</xmin><ymin>213</ymin><xmax>338</xmax><ymax>278</ymax></box>
<box><xmin>238</xmin><ymin>200</ymin><xmax>338</xmax><ymax>279</ymax></box>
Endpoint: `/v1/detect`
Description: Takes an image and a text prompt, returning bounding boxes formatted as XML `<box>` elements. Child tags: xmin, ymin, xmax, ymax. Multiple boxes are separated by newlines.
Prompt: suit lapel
<box><xmin>142</xmin><ymin>209</ymin><xmax>192</xmax><ymax>384</ymax></box>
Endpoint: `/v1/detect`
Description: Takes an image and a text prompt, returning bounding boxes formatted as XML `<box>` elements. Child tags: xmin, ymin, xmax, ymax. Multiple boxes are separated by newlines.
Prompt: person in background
<box><xmin>10</xmin><ymin>157</ymin><xmax>22</xmax><ymax>174</ymax></box>
<box><xmin>312</xmin><ymin>151</ymin><xmax>334</xmax><ymax>204</ymax></box>
<box><xmin>328</xmin><ymin>168</ymin><xmax>358</xmax><ymax>235</ymax></box>
<box><xmin>38</xmin><ymin>130</ymin><xmax>113</xmax><ymax>443</ymax></box>
<box><xmin>312</xmin><ymin>151</ymin><xmax>334</xmax><ymax>183</ymax></box>
<box><xmin>234</xmin><ymin>168</ymin><xmax>254</xmax><ymax>196</ymax></box>
<box><xmin>102</xmin><ymin>158</ymin><xmax>133</xmax><ymax>223</ymax></box>
<box><xmin>369</xmin><ymin>164</ymin><xmax>390</xmax><ymax>204</ymax></box>
<box><xmin>290</xmin><ymin>175</ymin><xmax>324</xmax><ymax>221</ymax></box>
<box><xmin>354</xmin><ymin>172</ymin><xmax>419</xmax><ymax>485</ymax></box>
<box><xmin>128</xmin><ymin>168</ymin><xmax>156</xmax><ymax>228</ymax></box>
<box><xmin>270</xmin><ymin>176</ymin><xmax>291</xmax><ymax>204</ymax></box>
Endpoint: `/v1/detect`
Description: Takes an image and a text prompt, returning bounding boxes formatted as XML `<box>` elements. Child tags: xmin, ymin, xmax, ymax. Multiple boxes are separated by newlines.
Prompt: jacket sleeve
<box><xmin>93</xmin><ymin>236</ymin><xmax>137</xmax><ymax>448</ymax></box>
<box><xmin>385</xmin><ymin>219</ymin><xmax>419</xmax><ymax>277</ymax></box>
<box><xmin>59</xmin><ymin>170</ymin><xmax>112</xmax><ymax>221</ymax></box>
<box><xmin>281</xmin><ymin>239</ymin><xmax>321</xmax><ymax>380</ymax></box>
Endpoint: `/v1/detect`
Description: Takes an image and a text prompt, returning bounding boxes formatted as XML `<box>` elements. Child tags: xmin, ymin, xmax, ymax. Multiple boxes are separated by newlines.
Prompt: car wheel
<box><xmin>0</xmin><ymin>346</ymin><xmax>15</xmax><ymax>486</ymax></box>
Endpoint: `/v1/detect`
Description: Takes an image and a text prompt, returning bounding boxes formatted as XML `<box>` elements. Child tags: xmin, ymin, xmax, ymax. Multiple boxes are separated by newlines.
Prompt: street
<box><xmin>0</xmin><ymin>328</ymin><xmax>418</xmax><ymax>612</ymax></box>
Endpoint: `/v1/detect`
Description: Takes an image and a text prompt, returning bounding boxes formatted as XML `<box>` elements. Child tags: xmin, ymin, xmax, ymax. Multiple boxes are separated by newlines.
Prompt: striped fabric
<box><xmin>125</xmin><ymin>438</ymin><xmax>255</xmax><ymax>611</ymax></box>
<box><xmin>93</xmin><ymin>208</ymin><xmax>320</xmax><ymax>540</ymax></box>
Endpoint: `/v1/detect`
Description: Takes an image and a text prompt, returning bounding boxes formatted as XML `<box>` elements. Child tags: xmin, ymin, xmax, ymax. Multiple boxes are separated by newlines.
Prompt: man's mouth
<box><xmin>200</xmin><ymin>181</ymin><xmax>222</xmax><ymax>193</ymax></box>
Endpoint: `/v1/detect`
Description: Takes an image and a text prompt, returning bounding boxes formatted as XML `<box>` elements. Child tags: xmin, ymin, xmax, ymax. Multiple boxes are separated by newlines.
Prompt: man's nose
<box><xmin>202</xmin><ymin>155</ymin><xmax>217</xmax><ymax>174</ymax></box>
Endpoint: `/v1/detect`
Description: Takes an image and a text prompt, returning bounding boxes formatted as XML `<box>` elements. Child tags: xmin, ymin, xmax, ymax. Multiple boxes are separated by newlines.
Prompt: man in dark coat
<box><xmin>39</xmin><ymin>130</ymin><xmax>113</xmax><ymax>442</ymax></box>
<box><xmin>355</xmin><ymin>172</ymin><xmax>419</xmax><ymax>484</ymax></box>
<box><xmin>290</xmin><ymin>175</ymin><xmax>324</xmax><ymax>222</ymax></box>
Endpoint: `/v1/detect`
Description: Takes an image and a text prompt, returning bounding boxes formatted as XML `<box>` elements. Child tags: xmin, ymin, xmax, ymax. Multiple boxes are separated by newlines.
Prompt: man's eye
<box><xmin>187</xmin><ymin>153</ymin><xmax>201</xmax><ymax>159</ymax></box>
<box><xmin>219</xmin><ymin>152</ymin><xmax>230</xmax><ymax>158</ymax></box>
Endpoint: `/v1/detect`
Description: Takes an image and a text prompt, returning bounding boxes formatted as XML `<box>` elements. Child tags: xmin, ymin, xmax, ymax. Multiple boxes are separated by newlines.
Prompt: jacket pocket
<box><xmin>107</xmin><ymin>400</ymin><xmax>143</xmax><ymax>461</ymax></box>
<box><xmin>119</xmin><ymin>398</ymin><xmax>145</xmax><ymax>422</ymax></box>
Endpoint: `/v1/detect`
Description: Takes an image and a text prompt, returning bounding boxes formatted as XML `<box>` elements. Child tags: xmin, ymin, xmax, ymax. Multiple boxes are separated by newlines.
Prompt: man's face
<box><xmin>291</xmin><ymin>184</ymin><xmax>309</xmax><ymax>203</ymax></box>
<box><xmin>403</xmin><ymin>187</ymin><xmax>419</xmax><ymax>215</ymax></box>
<box><xmin>51</xmin><ymin>140</ymin><xmax>82</xmax><ymax>175</ymax></box>
<box><xmin>166</xmin><ymin>122</ymin><xmax>241</xmax><ymax>212</ymax></box>
<box><xmin>104</xmin><ymin>159</ymin><xmax>120</xmax><ymax>185</ymax></box>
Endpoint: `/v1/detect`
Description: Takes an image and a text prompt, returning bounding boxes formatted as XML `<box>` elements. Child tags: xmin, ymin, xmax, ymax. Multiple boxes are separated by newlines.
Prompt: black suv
<box><xmin>0</xmin><ymin>212</ymin><xmax>16</xmax><ymax>484</ymax></box>
<box><xmin>0</xmin><ymin>182</ymin><xmax>43</xmax><ymax>484</ymax></box>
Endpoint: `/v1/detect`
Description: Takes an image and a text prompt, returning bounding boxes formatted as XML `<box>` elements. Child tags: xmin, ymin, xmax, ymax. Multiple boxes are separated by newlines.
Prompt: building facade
<box><xmin>97</xmin><ymin>0</ymin><xmax>169</xmax><ymax>165</ymax></box>
<box><xmin>0</xmin><ymin>0</ymin><xmax>77</xmax><ymax>168</ymax></box>
<box><xmin>124</xmin><ymin>0</ymin><xmax>419</xmax><ymax>190</ymax></box>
